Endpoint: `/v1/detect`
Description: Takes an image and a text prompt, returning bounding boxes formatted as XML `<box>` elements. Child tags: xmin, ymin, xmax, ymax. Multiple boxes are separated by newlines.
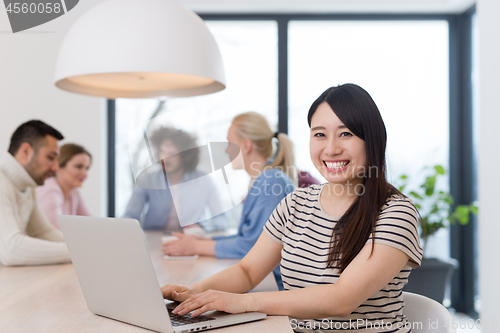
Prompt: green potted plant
<box><xmin>397</xmin><ymin>165</ymin><xmax>478</xmax><ymax>304</ymax></box>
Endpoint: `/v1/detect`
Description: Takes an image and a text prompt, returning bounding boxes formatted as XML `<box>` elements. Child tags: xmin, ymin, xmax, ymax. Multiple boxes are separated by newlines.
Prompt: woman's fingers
<box><xmin>162</xmin><ymin>236</ymin><xmax>196</xmax><ymax>256</ymax></box>
<box><xmin>161</xmin><ymin>284</ymin><xmax>172</xmax><ymax>299</ymax></box>
<box><xmin>161</xmin><ymin>284</ymin><xmax>180</xmax><ymax>299</ymax></box>
<box><xmin>172</xmin><ymin>290</ymin><xmax>236</xmax><ymax>316</ymax></box>
<box><xmin>160</xmin><ymin>284</ymin><xmax>194</xmax><ymax>301</ymax></box>
<box><xmin>163</xmin><ymin>244</ymin><xmax>182</xmax><ymax>256</ymax></box>
<box><xmin>162</xmin><ymin>240</ymin><xmax>183</xmax><ymax>256</ymax></box>
<box><xmin>173</xmin><ymin>293</ymin><xmax>208</xmax><ymax>315</ymax></box>
<box><xmin>191</xmin><ymin>303</ymin><xmax>216</xmax><ymax>317</ymax></box>
<box><xmin>162</xmin><ymin>242</ymin><xmax>176</xmax><ymax>255</ymax></box>
<box><xmin>170</xmin><ymin>290</ymin><xmax>248</xmax><ymax>317</ymax></box>
<box><xmin>175</xmin><ymin>288</ymin><xmax>195</xmax><ymax>302</ymax></box>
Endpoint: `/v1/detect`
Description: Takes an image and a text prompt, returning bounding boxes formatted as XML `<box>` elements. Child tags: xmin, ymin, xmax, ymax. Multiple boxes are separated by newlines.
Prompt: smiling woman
<box><xmin>160</xmin><ymin>84</ymin><xmax>425</xmax><ymax>332</ymax></box>
<box><xmin>309</xmin><ymin>103</ymin><xmax>367</xmax><ymax>195</ymax></box>
<box><xmin>36</xmin><ymin>143</ymin><xmax>92</xmax><ymax>229</ymax></box>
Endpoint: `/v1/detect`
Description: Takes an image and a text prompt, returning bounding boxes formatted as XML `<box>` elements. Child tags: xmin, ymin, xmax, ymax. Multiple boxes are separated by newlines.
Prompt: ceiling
<box><xmin>179</xmin><ymin>0</ymin><xmax>476</xmax><ymax>14</ymax></box>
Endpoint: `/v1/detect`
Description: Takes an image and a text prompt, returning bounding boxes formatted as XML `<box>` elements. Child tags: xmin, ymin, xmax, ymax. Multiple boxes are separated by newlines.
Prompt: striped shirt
<box><xmin>264</xmin><ymin>184</ymin><xmax>423</xmax><ymax>332</ymax></box>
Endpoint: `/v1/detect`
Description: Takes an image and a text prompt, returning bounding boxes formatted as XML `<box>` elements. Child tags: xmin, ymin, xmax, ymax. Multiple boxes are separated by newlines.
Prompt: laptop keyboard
<box><xmin>167</xmin><ymin>307</ymin><xmax>216</xmax><ymax>327</ymax></box>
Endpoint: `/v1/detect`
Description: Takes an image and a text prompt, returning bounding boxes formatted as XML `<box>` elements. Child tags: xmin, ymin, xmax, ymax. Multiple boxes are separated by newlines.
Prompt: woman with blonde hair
<box><xmin>37</xmin><ymin>143</ymin><xmax>92</xmax><ymax>229</ymax></box>
<box><xmin>231</xmin><ymin>112</ymin><xmax>297</xmax><ymax>185</ymax></box>
<box><xmin>163</xmin><ymin>112</ymin><xmax>295</xmax><ymax>290</ymax></box>
<box><xmin>161</xmin><ymin>85</ymin><xmax>422</xmax><ymax>332</ymax></box>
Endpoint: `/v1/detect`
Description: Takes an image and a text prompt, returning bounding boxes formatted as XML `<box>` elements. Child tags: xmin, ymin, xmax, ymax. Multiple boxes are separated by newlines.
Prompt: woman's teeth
<box><xmin>325</xmin><ymin>161</ymin><xmax>348</xmax><ymax>170</ymax></box>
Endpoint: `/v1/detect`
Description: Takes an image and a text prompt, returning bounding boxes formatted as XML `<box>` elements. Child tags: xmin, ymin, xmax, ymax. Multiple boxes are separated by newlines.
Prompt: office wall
<box><xmin>478</xmin><ymin>0</ymin><xmax>500</xmax><ymax>329</ymax></box>
<box><xmin>0</xmin><ymin>0</ymin><xmax>105</xmax><ymax>216</ymax></box>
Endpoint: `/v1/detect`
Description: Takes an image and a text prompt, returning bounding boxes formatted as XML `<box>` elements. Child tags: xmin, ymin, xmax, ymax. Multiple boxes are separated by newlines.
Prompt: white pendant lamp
<box><xmin>55</xmin><ymin>0</ymin><xmax>225</xmax><ymax>99</ymax></box>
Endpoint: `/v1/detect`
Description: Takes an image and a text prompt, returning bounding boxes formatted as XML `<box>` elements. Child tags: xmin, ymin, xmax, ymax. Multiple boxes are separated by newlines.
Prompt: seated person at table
<box><xmin>123</xmin><ymin>126</ymin><xmax>228</xmax><ymax>233</ymax></box>
<box><xmin>161</xmin><ymin>85</ymin><xmax>423</xmax><ymax>333</ymax></box>
<box><xmin>0</xmin><ymin>120</ymin><xmax>71</xmax><ymax>266</ymax></box>
<box><xmin>37</xmin><ymin>143</ymin><xmax>92</xmax><ymax>229</ymax></box>
<box><xmin>162</xmin><ymin>112</ymin><xmax>295</xmax><ymax>289</ymax></box>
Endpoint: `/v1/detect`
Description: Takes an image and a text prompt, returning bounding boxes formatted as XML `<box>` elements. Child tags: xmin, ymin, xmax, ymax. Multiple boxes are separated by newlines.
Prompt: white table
<box><xmin>0</xmin><ymin>232</ymin><xmax>292</xmax><ymax>333</ymax></box>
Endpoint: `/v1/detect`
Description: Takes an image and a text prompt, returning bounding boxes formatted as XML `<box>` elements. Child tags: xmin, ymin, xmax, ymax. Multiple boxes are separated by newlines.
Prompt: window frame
<box><xmin>107</xmin><ymin>9</ymin><xmax>477</xmax><ymax>315</ymax></box>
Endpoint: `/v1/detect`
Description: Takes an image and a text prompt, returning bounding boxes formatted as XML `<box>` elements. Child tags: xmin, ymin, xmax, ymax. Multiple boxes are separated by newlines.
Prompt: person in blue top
<box><xmin>123</xmin><ymin>127</ymin><xmax>228</xmax><ymax>233</ymax></box>
<box><xmin>162</xmin><ymin>112</ymin><xmax>296</xmax><ymax>289</ymax></box>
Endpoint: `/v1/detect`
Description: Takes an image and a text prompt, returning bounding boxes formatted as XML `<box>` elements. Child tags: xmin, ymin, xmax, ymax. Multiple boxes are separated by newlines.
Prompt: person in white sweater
<box><xmin>0</xmin><ymin>120</ymin><xmax>71</xmax><ymax>266</ymax></box>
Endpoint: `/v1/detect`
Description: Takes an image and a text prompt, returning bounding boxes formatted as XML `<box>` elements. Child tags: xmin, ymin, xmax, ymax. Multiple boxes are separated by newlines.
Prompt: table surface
<box><xmin>0</xmin><ymin>232</ymin><xmax>292</xmax><ymax>333</ymax></box>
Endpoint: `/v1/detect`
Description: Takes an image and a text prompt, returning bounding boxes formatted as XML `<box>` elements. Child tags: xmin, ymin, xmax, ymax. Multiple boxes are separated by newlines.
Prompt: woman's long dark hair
<box><xmin>308</xmin><ymin>84</ymin><xmax>401</xmax><ymax>272</ymax></box>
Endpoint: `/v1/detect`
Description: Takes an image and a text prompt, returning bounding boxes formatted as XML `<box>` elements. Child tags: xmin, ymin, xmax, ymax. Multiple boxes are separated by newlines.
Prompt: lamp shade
<box><xmin>55</xmin><ymin>0</ymin><xmax>225</xmax><ymax>98</ymax></box>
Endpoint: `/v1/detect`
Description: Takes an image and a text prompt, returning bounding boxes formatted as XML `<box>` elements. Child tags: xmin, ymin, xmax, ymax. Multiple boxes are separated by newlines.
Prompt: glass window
<box><xmin>114</xmin><ymin>21</ymin><xmax>278</xmax><ymax>224</ymax></box>
<box><xmin>288</xmin><ymin>20</ymin><xmax>450</xmax><ymax>258</ymax></box>
<box><xmin>115</xmin><ymin>19</ymin><xmax>451</xmax><ymax>258</ymax></box>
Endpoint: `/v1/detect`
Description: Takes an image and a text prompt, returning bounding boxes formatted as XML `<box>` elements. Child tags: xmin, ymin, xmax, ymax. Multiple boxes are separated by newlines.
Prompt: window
<box><xmin>114</xmin><ymin>21</ymin><xmax>278</xmax><ymax>221</ymax></box>
<box><xmin>288</xmin><ymin>20</ymin><xmax>450</xmax><ymax>258</ymax></box>
<box><xmin>109</xmin><ymin>12</ymin><xmax>476</xmax><ymax>314</ymax></box>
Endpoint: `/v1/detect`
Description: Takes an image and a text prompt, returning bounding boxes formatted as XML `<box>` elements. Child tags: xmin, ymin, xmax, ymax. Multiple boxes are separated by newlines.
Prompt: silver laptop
<box><xmin>58</xmin><ymin>215</ymin><xmax>266</xmax><ymax>333</ymax></box>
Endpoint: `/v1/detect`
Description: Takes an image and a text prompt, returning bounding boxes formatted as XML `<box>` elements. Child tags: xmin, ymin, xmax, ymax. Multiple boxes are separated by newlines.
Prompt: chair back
<box><xmin>403</xmin><ymin>292</ymin><xmax>456</xmax><ymax>333</ymax></box>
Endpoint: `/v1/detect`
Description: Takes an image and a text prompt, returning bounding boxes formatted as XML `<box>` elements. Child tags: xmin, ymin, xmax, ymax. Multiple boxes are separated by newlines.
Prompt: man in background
<box><xmin>0</xmin><ymin>120</ymin><xmax>71</xmax><ymax>266</ymax></box>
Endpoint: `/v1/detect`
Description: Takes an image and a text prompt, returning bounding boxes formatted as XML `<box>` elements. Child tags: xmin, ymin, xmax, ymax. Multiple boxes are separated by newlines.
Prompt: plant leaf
<box><xmin>424</xmin><ymin>175</ymin><xmax>436</xmax><ymax>196</ymax></box>
<box><xmin>430</xmin><ymin>205</ymin><xmax>439</xmax><ymax>214</ymax></box>
<box><xmin>409</xmin><ymin>191</ymin><xmax>423</xmax><ymax>200</ymax></box>
<box><xmin>426</xmin><ymin>221</ymin><xmax>445</xmax><ymax>237</ymax></box>
<box><xmin>454</xmin><ymin>205</ymin><xmax>471</xmax><ymax>225</ymax></box>
<box><xmin>434</xmin><ymin>165</ymin><xmax>445</xmax><ymax>175</ymax></box>
<box><xmin>439</xmin><ymin>192</ymin><xmax>454</xmax><ymax>205</ymax></box>
<box><xmin>396</xmin><ymin>165</ymin><xmax>480</xmax><ymax>245</ymax></box>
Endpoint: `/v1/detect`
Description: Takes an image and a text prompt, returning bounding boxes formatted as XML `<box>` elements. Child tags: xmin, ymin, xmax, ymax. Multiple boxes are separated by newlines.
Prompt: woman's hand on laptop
<box><xmin>161</xmin><ymin>284</ymin><xmax>196</xmax><ymax>302</ymax></box>
<box><xmin>172</xmin><ymin>290</ymin><xmax>251</xmax><ymax>317</ymax></box>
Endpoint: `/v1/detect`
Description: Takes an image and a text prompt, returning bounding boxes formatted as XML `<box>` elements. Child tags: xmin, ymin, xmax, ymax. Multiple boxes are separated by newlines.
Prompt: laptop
<box><xmin>58</xmin><ymin>215</ymin><xmax>266</xmax><ymax>333</ymax></box>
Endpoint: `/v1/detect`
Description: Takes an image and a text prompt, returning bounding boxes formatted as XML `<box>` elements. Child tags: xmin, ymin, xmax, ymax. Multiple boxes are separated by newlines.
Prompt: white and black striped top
<box><xmin>264</xmin><ymin>184</ymin><xmax>423</xmax><ymax>332</ymax></box>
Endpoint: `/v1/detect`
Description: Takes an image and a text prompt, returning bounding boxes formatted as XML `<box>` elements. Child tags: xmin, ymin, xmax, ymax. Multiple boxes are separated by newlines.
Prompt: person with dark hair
<box><xmin>162</xmin><ymin>112</ymin><xmax>295</xmax><ymax>290</ymax></box>
<box><xmin>160</xmin><ymin>84</ymin><xmax>423</xmax><ymax>333</ymax></box>
<box><xmin>123</xmin><ymin>126</ymin><xmax>228</xmax><ymax>232</ymax></box>
<box><xmin>36</xmin><ymin>143</ymin><xmax>92</xmax><ymax>229</ymax></box>
<box><xmin>0</xmin><ymin>120</ymin><xmax>71</xmax><ymax>266</ymax></box>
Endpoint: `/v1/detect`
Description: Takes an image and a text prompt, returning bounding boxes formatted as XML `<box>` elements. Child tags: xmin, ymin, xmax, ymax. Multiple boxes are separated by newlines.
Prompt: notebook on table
<box><xmin>58</xmin><ymin>215</ymin><xmax>266</xmax><ymax>333</ymax></box>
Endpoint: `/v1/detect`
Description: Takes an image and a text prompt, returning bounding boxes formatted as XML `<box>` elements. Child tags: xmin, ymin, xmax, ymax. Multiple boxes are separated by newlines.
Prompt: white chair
<box><xmin>402</xmin><ymin>292</ymin><xmax>456</xmax><ymax>333</ymax></box>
